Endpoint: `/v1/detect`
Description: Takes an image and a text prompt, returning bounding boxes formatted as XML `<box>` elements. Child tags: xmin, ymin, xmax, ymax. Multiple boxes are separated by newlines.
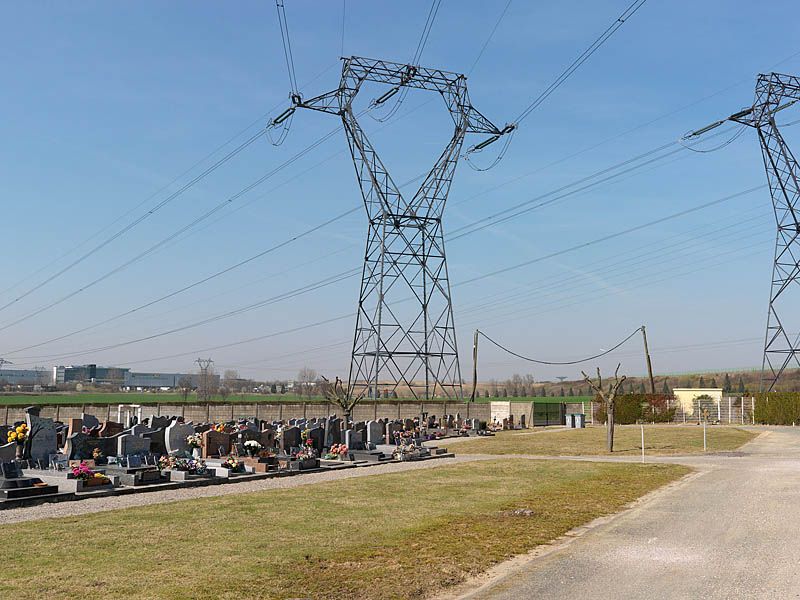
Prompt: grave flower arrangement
<box><xmin>243</xmin><ymin>440</ymin><xmax>263</xmax><ymax>457</ymax></box>
<box><xmin>323</xmin><ymin>444</ymin><xmax>349</xmax><ymax>460</ymax></box>
<box><xmin>70</xmin><ymin>461</ymin><xmax>110</xmax><ymax>483</ymax></box>
<box><xmin>158</xmin><ymin>455</ymin><xmax>207</xmax><ymax>474</ymax></box>
<box><xmin>186</xmin><ymin>434</ymin><xmax>202</xmax><ymax>448</ymax></box>
<box><xmin>393</xmin><ymin>429</ymin><xmax>414</xmax><ymax>444</ymax></box>
<box><xmin>392</xmin><ymin>441</ymin><xmax>421</xmax><ymax>461</ymax></box>
<box><xmin>221</xmin><ymin>456</ymin><xmax>245</xmax><ymax>472</ymax></box>
<box><xmin>292</xmin><ymin>446</ymin><xmax>317</xmax><ymax>460</ymax></box>
<box><xmin>7</xmin><ymin>423</ymin><xmax>27</xmax><ymax>445</ymax></box>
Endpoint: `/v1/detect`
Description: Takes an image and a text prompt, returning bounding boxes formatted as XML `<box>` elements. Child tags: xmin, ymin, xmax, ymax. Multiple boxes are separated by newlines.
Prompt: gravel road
<box><xmin>465</xmin><ymin>427</ymin><xmax>800</xmax><ymax>600</ymax></box>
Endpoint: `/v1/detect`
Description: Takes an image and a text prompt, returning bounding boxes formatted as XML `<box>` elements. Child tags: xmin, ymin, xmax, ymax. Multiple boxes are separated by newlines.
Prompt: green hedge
<box><xmin>754</xmin><ymin>392</ymin><xmax>800</xmax><ymax>425</ymax></box>
<box><xmin>595</xmin><ymin>394</ymin><xmax>675</xmax><ymax>425</ymax></box>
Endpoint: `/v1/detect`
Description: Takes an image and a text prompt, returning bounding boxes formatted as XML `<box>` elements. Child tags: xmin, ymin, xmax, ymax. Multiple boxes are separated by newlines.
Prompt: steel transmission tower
<box><xmin>730</xmin><ymin>72</ymin><xmax>800</xmax><ymax>391</ymax></box>
<box><xmin>195</xmin><ymin>357</ymin><xmax>213</xmax><ymax>402</ymax></box>
<box><xmin>289</xmin><ymin>57</ymin><xmax>509</xmax><ymax>400</ymax></box>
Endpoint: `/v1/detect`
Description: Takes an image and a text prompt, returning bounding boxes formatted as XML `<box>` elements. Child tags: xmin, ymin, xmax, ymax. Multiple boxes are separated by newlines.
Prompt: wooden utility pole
<box><xmin>641</xmin><ymin>326</ymin><xmax>656</xmax><ymax>394</ymax></box>
<box><xmin>470</xmin><ymin>329</ymin><xmax>479</xmax><ymax>402</ymax></box>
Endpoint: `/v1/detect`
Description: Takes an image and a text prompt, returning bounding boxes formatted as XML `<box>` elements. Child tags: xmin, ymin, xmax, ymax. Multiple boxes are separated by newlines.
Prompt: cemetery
<box><xmin>0</xmin><ymin>404</ymin><xmax>501</xmax><ymax>508</ymax></box>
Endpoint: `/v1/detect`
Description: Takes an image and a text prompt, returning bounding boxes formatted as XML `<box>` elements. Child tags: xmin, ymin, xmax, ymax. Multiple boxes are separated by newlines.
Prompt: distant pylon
<box><xmin>195</xmin><ymin>357</ymin><xmax>213</xmax><ymax>402</ymax></box>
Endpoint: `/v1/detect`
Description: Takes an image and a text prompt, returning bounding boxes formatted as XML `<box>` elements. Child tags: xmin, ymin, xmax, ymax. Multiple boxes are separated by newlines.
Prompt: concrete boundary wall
<box><xmin>1</xmin><ymin>401</ymin><xmax>491</xmax><ymax>426</ymax></box>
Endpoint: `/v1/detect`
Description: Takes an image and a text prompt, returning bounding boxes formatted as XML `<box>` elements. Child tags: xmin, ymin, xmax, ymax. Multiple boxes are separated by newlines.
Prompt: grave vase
<box><xmin>192</xmin><ymin>447</ymin><xmax>201</xmax><ymax>459</ymax></box>
<box><xmin>15</xmin><ymin>444</ymin><xmax>23</xmax><ymax>460</ymax></box>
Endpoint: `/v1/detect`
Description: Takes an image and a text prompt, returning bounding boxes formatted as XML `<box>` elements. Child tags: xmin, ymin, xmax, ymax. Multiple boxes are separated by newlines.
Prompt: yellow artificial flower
<box><xmin>8</xmin><ymin>432</ymin><xmax>16</xmax><ymax>441</ymax></box>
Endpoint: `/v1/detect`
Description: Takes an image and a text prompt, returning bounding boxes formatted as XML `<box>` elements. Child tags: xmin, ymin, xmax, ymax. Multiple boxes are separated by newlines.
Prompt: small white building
<box><xmin>672</xmin><ymin>388</ymin><xmax>723</xmax><ymax>417</ymax></box>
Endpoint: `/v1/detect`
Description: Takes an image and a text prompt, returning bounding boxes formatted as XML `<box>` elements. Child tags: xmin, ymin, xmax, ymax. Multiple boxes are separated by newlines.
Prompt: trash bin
<box><xmin>575</xmin><ymin>413</ymin><xmax>586</xmax><ymax>428</ymax></box>
<box><xmin>566</xmin><ymin>413</ymin><xmax>576</xmax><ymax>429</ymax></box>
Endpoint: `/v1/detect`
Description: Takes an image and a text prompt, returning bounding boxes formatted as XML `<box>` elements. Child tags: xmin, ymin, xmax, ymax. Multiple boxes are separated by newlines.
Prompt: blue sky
<box><xmin>1</xmin><ymin>0</ymin><xmax>799</xmax><ymax>383</ymax></box>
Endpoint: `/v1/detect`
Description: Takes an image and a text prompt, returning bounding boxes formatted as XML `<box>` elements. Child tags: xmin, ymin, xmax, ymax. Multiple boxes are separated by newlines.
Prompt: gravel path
<box><xmin>0</xmin><ymin>455</ymin><xmax>483</xmax><ymax>525</ymax></box>
<box><xmin>465</xmin><ymin>427</ymin><xmax>800</xmax><ymax>600</ymax></box>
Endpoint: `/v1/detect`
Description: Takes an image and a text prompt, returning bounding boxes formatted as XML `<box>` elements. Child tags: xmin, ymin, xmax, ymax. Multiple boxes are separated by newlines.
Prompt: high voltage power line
<box><xmin>0</xmin><ymin>6</ymin><xmax>663</xmax><ymax>349</ymax></box>
<box><xmin>0</xmin><ymin>61</ymin><xmax>339</xmax><ymax>301</ymax></box>
<box><xmin>477</xmin><ymin>327</ymin><xmax>644</xmax><ymax>365</ymax></box>
<box><xmin>9</xmin><ymin>11</ymin><xmax>792</xmax><ymax>372</ymax></box>
<box><xmin>512</xmin><ymin>0</ymin><xmax>649</xmax><ymax>126</ymax></box>
<box><xmin>1</xmin><ymin>120</ymin><xmax>749</xmax><ymax>356</ymax></box>
<box><xmin>7</xmin><ymin>183</ymin><xmax>765</xmax><ymax>365</ymax></box>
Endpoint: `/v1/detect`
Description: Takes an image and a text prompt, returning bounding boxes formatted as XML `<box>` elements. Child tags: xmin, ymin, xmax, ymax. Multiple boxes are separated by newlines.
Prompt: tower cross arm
<box><xmin>296</xmin><ymin>89</ymin><xmax>343</xmax><ymax>116</ymax></box>
<box><xmin>465</xmin><ymin>104</ymin><xmax>511</xmax><ymax>136</ymax></box>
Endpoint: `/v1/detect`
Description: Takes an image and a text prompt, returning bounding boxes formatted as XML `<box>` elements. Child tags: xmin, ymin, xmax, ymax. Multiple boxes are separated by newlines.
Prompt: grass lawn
<box><xmin>454</xmin><ymin>425</ymin><xmax>759</xmax><ymax>456</ymax></box>
<box><xmin>1</xmin><ymin>459</ymin><xmax>687</xmax><ymax>600</ymax></box>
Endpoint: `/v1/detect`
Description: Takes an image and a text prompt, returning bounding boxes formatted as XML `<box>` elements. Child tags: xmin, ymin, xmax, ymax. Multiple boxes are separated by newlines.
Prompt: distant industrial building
<box><xmin>0</xmin><ymin>368</ymin><xmax>52</xmax><ymax>386</ymax></box>
<box><xmin>52</xmin><ymin>364</ymin><xmax>219</xmax><ymax>390</ymax></box>
<box><xmin>53</xmin><ymin>365</ymin><xmax>129</xmax><ymax>385</ymax></box>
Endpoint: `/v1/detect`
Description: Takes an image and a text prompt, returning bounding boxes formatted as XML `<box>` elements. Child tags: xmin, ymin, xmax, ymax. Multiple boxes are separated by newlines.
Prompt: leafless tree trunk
<box><xmin>321</xmin><ymin>376</ymin><xmax>364</xmax><ymax>431</ymax></box>
<box><xmin>582</xmin><ymin>364</ymin><xmax>627</xmax><ymax>452</ymax></box>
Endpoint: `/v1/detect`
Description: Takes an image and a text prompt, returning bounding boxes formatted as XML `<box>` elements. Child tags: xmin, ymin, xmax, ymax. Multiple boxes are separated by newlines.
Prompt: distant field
<box><xmin>0</xmin><ymin>393</ymin><xmax>593</xmax><ymax>406</ymax></box>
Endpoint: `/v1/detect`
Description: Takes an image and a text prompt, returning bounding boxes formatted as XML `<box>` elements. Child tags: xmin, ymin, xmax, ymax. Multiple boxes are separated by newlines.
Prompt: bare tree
<box><xmin>320</xmin><ymin>376</ymin><xmax>364</xmax><ymax>431</ymax></box>
<box><xmin>582</xmin><ymin>364</ymin><xmax>627</xmax><ymax>452</ymax></box>
<box><xmin>223</xmin><ymin>369</ymin><xmax>239</xmax><ymax>385</ymax></box>
<box><xmin>218</xmin><ymin>386</ymin><xmax>230</xmax><ymax>402</ymax></box>
<box><xmin>297</xmin><ymin>367</ymin><xmax>317</xmax><ymax>399</ymax></box>
<box><xmin>178</xmin><ymin>376</ymin><xmax>193</xmax><ymax>402</ymax></box>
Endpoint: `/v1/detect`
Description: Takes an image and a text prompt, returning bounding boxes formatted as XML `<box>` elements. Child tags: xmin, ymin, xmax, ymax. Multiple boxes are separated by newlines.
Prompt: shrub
<box><xmin>594</xmin><ymin>393</ymin><xmax>675</xmax><ymax>424</ymax></box>
<box><xmin>754</xmin><ymin>392</ymin><xmax>800</xmax><ymax>425</ymax></box>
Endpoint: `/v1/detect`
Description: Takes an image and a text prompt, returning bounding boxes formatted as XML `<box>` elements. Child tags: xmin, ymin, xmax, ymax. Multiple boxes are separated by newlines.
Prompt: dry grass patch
<box><xmin>455</xmin><ymin>425</ymin><xmax>758</xmax><ymax>456</ymax></box>
<box><xmin>0</xmin><ymin>459</ymin><xmax>687</xmax><ymax>600</ymax></box>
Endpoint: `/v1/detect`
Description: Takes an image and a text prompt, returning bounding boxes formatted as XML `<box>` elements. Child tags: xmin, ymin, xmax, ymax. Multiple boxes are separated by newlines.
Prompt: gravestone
<box><xmin>25</xmin><ymin>407</ymin><xmax>58</xmax><ymax>461</ymax></box>
<box><xmin>519</xmin><ymin>415</ymin><xmax>526</xmax><ymax>428</ymax></box>
<box><xmin>99</xmin><ymin>421</ymin><xmax>124</xmax><ymax>437</ymax></box>
<box><xmin>355</xmin><ymin>421</ymin><xmax>366</xmax><ymax>435</ymax></box>
<box><xmin>81</xmin><ymin>413</ymin><xmax>100</xmax><ymax>430</ymax></box>
<box><xmin>258</xmin><ymin>429</ymin><xmax>276</xmax><ymax>449</ymax></box>
<box><xmin>281</xmin><ymin>426</ymin><xmax>301</xmax><ymax>453</ymax></box>
<box><xmin>345</xmin><ymin>429</ymin><xmax>365</xmax><ymax>451</ymax></box>
<box><xmin>385</xmin><ymin>422</ymin><xmax>399</xmax><ymax>444</ymax></box>
<box><xmin>0</xmin><ymin>461</ymin><xmax>59</xmax><ymax>499</ymax></box>
<box><xmin>165</xmin><ymin>421</ymin><xmax>195</xmax><ymax>455</ymax></box>
<box><xmin>307</xmin><ymin>427</ymin><xmax>325</xmax><ymax>455</ymax></box>
<box><xmin>66</xmin><ymin>418</ymin><xmax>83</xmax><ymax>439</ymax></box>
<box><xmin>0</xmin><ymin>442</ymin><xmax>16</xmax><ymax>462</ymax></box>
<box><xmin>427</xmin><ymin>415</ymin><xmax>436</xmax><ymax>429</ymax></box>
<box><xmin>403</xmin><ymin>418</ymin><xmax>414</xmax><ymax>431</ymax></box>
<box><xmin>143</xmin><ymin>428</ymin><xmax>167</xmax><ymax>455</ymax></box>
<box><xmin>324</xmin><ymin>418</ymin><xmax>341</xmax><ymax>447</ymax></box>
<box><xmin>117</xmin><ymin>434</ymin><xmax>151</xmax><ymax>457</ymax></box>
<box><xmin>366</xmin><ymin>421</ymin><xmax>383</xmax><ymax>448</ymax></box>
<box><xmin>129</xmin><ymin>424</ymin><xmax>152</xmax><ymax>437</ymax></box>
<box><xmin>202</xmin><ymin>430</ymin><xmax>231</xmax><ymax>458</ymax></box>
<box><xmin>148</xmin><ymin>415</ymin><xmax>171</xmax><ymax>429</ymax></box>
<box><xmin>288</xmin><ymin>419</ymin><xmax>298</xmax><ymax>426</ymax></box>
<box><xmin>64</xmin><ymin>432</ymin><xmax>117</xmax><ymax>460</ymax></box>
